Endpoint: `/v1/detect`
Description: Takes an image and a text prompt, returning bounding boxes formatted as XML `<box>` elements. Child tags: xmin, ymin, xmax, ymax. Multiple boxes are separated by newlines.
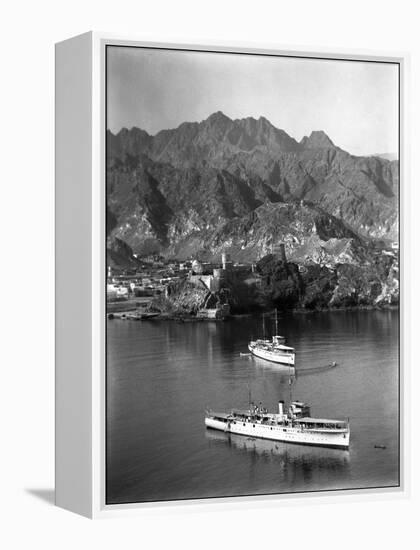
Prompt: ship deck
<box><xmin>295</xmin><ymin>416</ymin><xmax>347</xmax><ymax>425</ymax></box>
<box><xmin>207</xmin><ymin>411</ymin><xmax>348</xmax><ymax>429</ymax></box>
<box><xmin>251</xmin><ymin>343</ymin><xmax>295</xmax><ymax>351</ymax></box>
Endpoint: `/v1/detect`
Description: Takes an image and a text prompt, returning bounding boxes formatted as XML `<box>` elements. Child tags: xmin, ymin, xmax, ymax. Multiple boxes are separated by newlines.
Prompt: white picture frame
<box><xmin>55</xmin><ymin>31</ymin><xmax>409</xmax><ymax>518</ymax></box>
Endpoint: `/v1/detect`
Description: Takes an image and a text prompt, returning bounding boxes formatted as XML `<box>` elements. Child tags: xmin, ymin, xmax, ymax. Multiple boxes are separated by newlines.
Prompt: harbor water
<box><xmin>106</xmin><ymin>309</ymin><xmax>399</xmax><ymax>504</ymax></box>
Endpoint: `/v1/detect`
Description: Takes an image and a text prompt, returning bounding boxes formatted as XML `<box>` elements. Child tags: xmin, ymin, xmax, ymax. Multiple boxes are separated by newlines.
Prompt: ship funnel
<box><xmin>278</xmin><ymin>401</ymin><xmax>284</xmax><ymax>416</ymax></box>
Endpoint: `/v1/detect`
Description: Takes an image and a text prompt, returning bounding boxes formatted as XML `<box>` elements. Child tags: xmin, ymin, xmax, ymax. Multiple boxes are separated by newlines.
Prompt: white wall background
<box><xmin>0</xmin><ymin>0</ymin><xmax>418</xmax><ymax>547</ymax></box>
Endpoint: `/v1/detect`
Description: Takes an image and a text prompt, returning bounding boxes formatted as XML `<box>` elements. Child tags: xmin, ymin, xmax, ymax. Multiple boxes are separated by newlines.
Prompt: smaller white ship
<box><xmin>205</xmin><ymin>399</ymin><xmax>350</xmax><ymax>449</ymax></box>
<box><xmin>248</xmin><ymin>310</ymin><xmax>295</xmax><ymax>365</ymax></box>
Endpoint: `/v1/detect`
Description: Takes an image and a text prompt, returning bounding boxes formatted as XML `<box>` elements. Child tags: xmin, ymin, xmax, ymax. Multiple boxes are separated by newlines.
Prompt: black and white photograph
<box><xmin>105</xmin><ymin>45</ymin><xmax>400</xmax><ymax>505</ymax></box>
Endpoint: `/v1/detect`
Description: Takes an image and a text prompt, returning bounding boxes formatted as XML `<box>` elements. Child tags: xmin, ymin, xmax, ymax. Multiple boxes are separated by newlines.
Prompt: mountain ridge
<box><xmin>107</xmin><ymin>112</ymin><xmax>398</xmax><ymax>256</ymax></box>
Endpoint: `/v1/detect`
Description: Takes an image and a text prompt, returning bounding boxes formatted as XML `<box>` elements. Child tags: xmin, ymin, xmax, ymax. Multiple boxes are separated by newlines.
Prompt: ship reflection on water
<box><xmin>251</xmin><ymin>356</ymin><xmax>296</xmax><ymax>376</ymax></box>
<box><xmin>206</xmin><ymin>430</ymin><xmax>350</xmax><ymax>489</ymax></box>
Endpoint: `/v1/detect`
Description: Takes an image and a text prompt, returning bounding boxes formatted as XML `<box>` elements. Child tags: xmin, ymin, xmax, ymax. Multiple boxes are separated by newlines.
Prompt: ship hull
<box><xmin>205</xmin><ymin>417</ymin><xmax>349</xmax><ymax>449</ymax></box>
<box><xmin>248</xmin><ymin>344</ymin><xmax>295</xmax><ymax>366</ymax></box>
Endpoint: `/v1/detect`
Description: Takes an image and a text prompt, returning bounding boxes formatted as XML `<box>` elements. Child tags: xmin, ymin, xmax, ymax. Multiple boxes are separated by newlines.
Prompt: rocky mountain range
<box><xmin>107</xmin><ymin>111</ymin><xmax>398</xmax><ymax>270</ymax></box>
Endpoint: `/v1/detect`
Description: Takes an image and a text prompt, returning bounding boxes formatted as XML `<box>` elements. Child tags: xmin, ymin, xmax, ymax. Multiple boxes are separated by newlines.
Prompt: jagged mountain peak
<box><xmin>116</xmin><ymin>126</ymin><xmax>150</xmax><ymax>138</ymax></box>
<box><xmin>205</xmin><ymin>110</ymin><xmax>232</xmax><ymax>124</ymax></box>
<box><xmin>301</xmin><ymin>130</ymin><xmax>335</xmax><ymax>149</ymax></box>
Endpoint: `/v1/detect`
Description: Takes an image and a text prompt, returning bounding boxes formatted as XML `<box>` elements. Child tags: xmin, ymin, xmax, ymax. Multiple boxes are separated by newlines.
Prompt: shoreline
<box><xmin>107</xmin><ymin>303</ymin><xmax>399</xmax><ymax>322</ymax></box>
<box><xmin>286</xmin><ymin>303</ymin><xmax>399</xmax><ymax>316</ymax></box>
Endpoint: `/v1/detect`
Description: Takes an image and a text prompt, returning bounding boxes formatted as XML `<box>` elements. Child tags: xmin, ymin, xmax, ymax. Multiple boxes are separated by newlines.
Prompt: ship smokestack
<box><xmin>278</xmin><ymin>400</ymin><xmax>284</xmax><ymax>416</ymax></box>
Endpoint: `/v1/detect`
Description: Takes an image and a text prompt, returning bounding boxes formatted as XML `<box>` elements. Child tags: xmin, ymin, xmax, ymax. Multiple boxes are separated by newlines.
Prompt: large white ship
<box><xmin>248</xmin><ymin>336</ymin><xmax>295</xmax><ymax>365</ymax></box>
<box><xmin>205</xmin><ymin>399</ymin><xmax>350</xmax><ymax>449</ymax></box>
<box><xmin>248</xmin><ymin>310</ymin><xmax>295</xmax><ymax>365</ymax></box>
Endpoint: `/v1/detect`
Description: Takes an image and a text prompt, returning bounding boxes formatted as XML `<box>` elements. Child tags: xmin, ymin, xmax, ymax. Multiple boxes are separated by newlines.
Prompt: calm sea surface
<box><xmin>106</xmin><ymin>310</ymin><xmax>399</xmax><ymax>504</ymax></box>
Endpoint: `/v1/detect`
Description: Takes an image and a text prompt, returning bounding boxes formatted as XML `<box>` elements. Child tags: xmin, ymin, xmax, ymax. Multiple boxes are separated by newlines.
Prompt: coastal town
<box><xmin>107</xmin><ymin>251</ymin><xmax>260</xmax><ymax>320</ymax></box>
<box><xmin>107</xmin><ymin>238</ymin><xmax>399</xmax><ymax>322</ymax></box>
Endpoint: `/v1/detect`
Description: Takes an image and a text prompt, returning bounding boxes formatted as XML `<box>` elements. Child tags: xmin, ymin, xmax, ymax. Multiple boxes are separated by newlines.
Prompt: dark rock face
<box><xmin>150</xmin><ymin>281</ymin><xmax>208</xmax><ymax>315</ymax></box>
<box><xmin>256</xmin><ymin>255</ymin><xmax>336</xmax><ymax>310</ymax></box>
<box><xmin>299</xmin><ymin>265</ymin><xmax>337</xmax><ymax>309</ymax></box>
<box><xmin>300</xmin><ymin>130</ymin><xmax>336</xmax><ymax>150</ymax></box>
<box><xmin>107</xmin><ymin>236</ymin><xmax>139</xmax><ymax>270</ymax></box>
<box><xmin>254</xmin><ymin>255</ymin><xmax>398</xmax><ymax>311</ymax></box>
<box><xmin>256</xmin><ymin>255</ymin><xmax>302</xmax><ymax>309</ymax></box>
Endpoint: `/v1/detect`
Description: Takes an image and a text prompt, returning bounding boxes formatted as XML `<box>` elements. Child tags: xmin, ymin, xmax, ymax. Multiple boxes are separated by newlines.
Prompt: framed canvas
<box><xmin>55</xmin><ymin>32</ymin><xmax>409</xmax><ymax>518</ymax></box>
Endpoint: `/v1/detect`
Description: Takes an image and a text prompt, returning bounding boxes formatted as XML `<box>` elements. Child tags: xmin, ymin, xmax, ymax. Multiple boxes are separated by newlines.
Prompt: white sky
<box><xmin>107</xmin><ymin>46</ymin><xmax>399</xmax><ymax>157</ymax></box>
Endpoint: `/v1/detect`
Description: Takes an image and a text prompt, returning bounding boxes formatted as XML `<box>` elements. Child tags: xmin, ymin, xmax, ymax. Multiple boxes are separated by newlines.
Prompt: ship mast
<box><xmin>288</xmin><ymin>368</ymin><xmax>293</xmax><ymax>407</ymax></box>
<box><xmin>275</xmin><ymin>308</ymin><xmax>278</xmax><ymax>335</ymax></box>
<box><xmin>262</xmin><ymin>313</ymin><xmax>266</xmax><ymax>339</ymax></box>
<box><xmin>248</xmin><ymin>383</ymin><xmax>252</xmax><ymax>414</ymax></box>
